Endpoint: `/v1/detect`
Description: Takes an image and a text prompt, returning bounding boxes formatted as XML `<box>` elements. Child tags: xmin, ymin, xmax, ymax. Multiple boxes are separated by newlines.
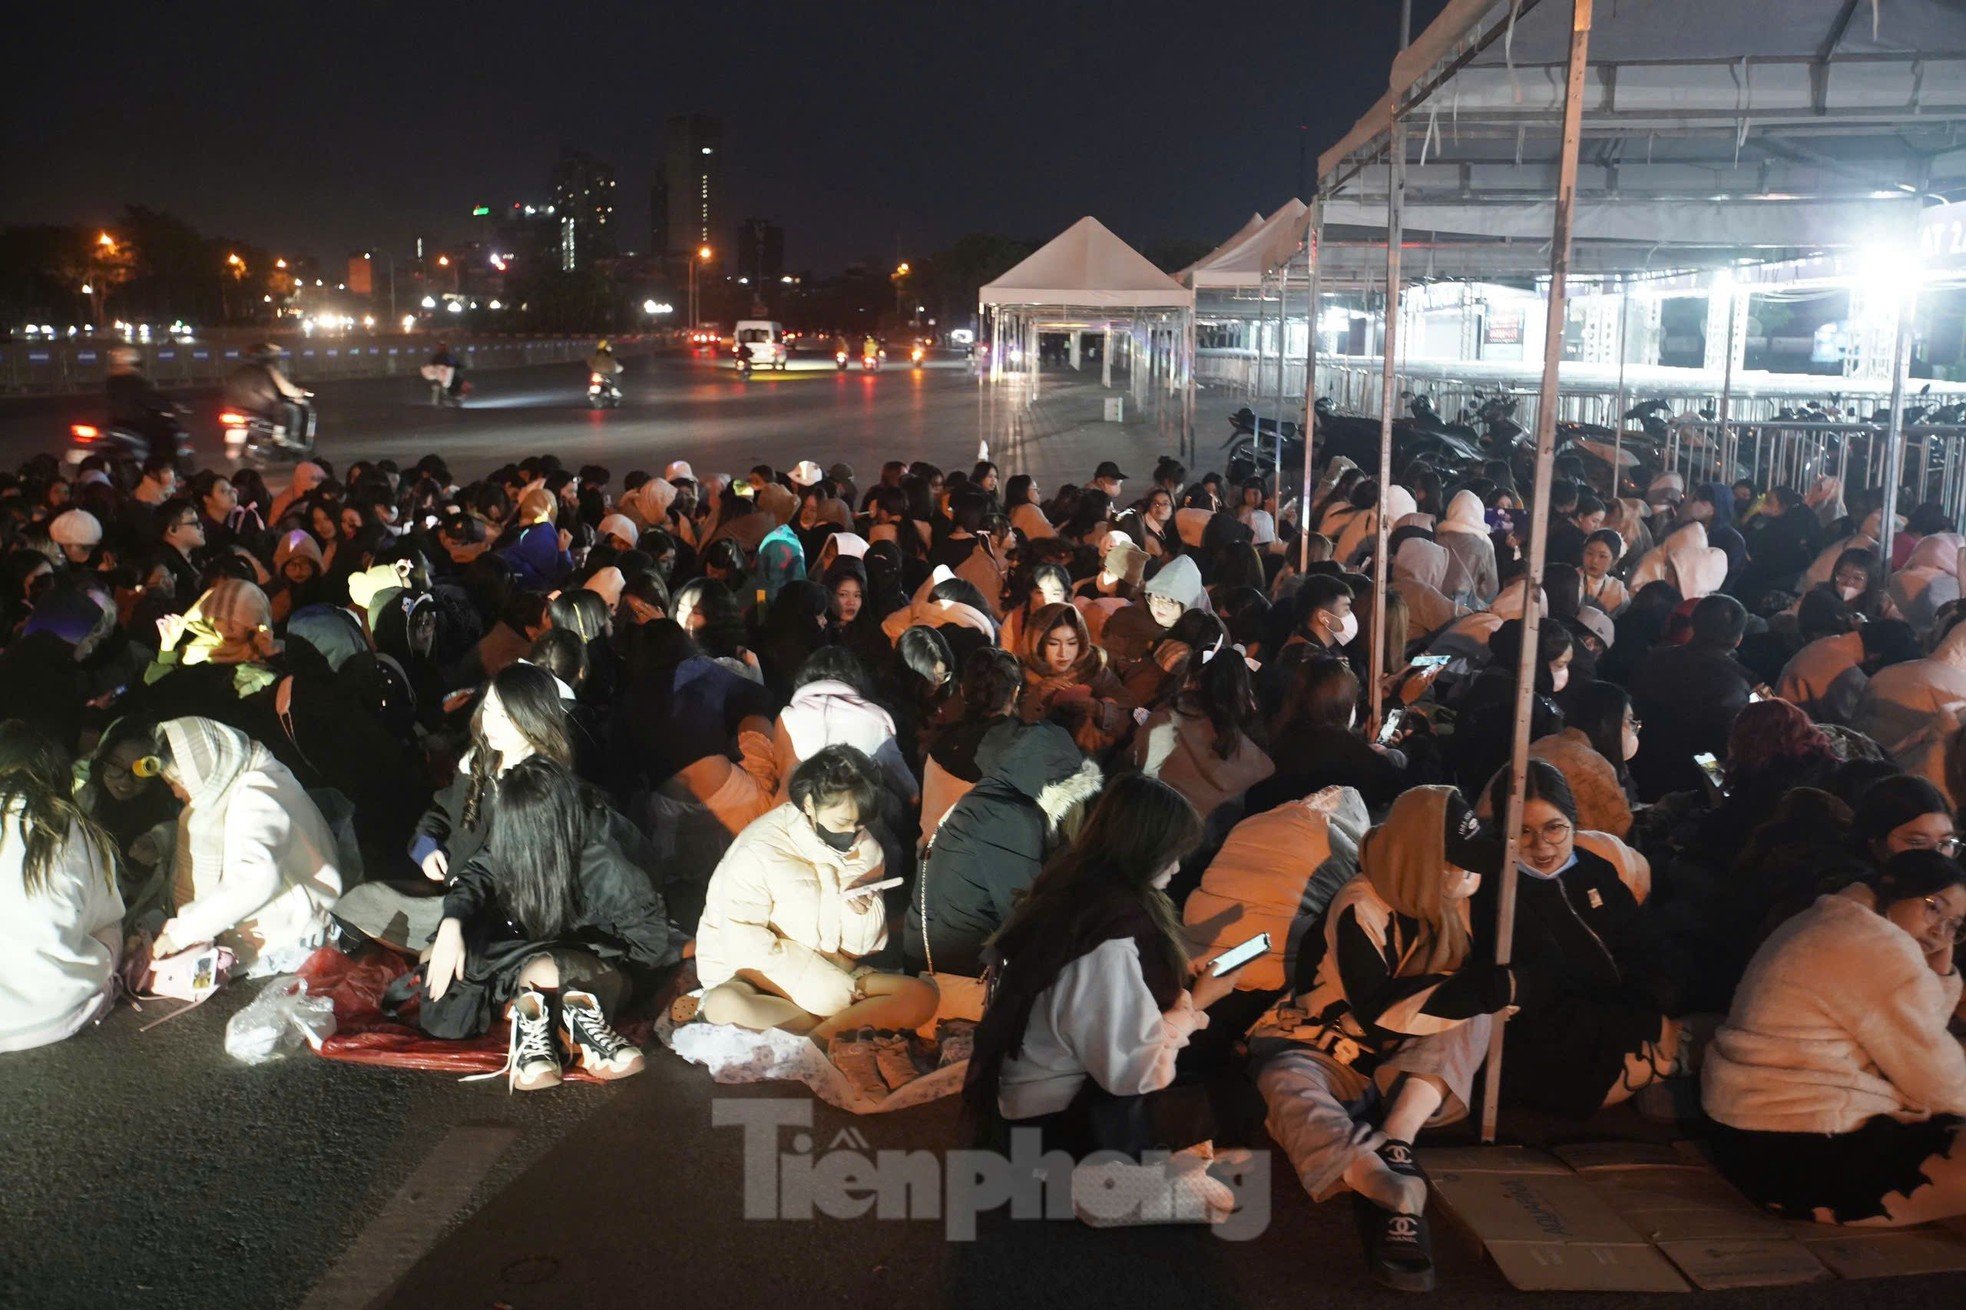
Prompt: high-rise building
<box><xmin>549</xmin><ymin>148</ymin><xmax>617</xmax><ymax>270</ymax></box>
<box><xmin>735</xmin><ymin>218</ymin><xmax>785</xmax><ymax>286</ymax></box>
<box><xmin>662</xmin><ymin>114</ymin><xmax>722</xmax><ymax>260</ymax></box>
<box><xmin>649</xmin><ymin>177</ymin><xmax>669</xmax><ymax>262</ymax></box>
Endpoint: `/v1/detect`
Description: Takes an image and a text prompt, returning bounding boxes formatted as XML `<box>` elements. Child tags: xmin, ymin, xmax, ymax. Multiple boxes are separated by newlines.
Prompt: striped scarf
<box><xmin>165</xmin><ymin>717</ymin><xmax>275</xmax><ymax>915</ymax></box>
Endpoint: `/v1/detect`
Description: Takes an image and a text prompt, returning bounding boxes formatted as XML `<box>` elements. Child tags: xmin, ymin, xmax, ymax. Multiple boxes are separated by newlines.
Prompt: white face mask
<box><xmin>1551</xmin><ymin>665</ymin><xmax>1570</xmax><ymax>693</ymax></box>
<box><xmin>1442</xmin><ymin>865</ymin><xmax>1482</xmax><ymax>902</ymax></box>
<box><xmin>1621</xmin><ymin>720</ymin><xmax>1640</xmax><ymax>761</ymax></box>
<box><xmin>1330</xmin><ymin>611</ymin><xmax>1359</xmax><ymax>646</ymax></box>
<box><xmin>1838</xmin><ymin>584</ymin><xmax>1862</xmax><ymax>602</ymax></box>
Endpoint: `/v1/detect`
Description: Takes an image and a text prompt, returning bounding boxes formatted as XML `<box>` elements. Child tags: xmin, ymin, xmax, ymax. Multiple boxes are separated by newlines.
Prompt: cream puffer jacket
<box><xmin>695</xmin><ymin>802</ymin><xmax>889</xmax><ymax>1017</ymax></box>
<box><xmin>1702</xmin><ymin>890</ymin><xmax>1966</xmax><ymax>1135</ymax></box>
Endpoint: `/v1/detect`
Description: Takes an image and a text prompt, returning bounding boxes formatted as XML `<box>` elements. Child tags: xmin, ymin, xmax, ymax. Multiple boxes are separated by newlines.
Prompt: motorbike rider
<box><xmin>104</xmin><ymin>346</ymin><xmax>181</xmax><ymax>460</ymax></box>
<box><xmin>224</xmin><ymin>342</ymin><xmax>313</xmax><ymax>447</ymax></box>
<box><xmin>428</xmin><ymin>341</ymin><xmax>463</xmax><ymax>402</ymax></box>
<box><xmin>586</xmin><ymin>339</ymin><xmax>622</xmax><ymax>396</ymax></box>
<box><xmin>861</xmin><ymin>334</ymin><xmax>881</xmax><ymax>362</ymax></box>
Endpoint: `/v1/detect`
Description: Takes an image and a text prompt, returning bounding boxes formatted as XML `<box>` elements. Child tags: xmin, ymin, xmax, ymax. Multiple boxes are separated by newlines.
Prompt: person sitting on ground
<box><xmin>695</xmin><ymin>746</ymin><xmax>938</xmax><ymax>1045</ymax></box>
<box><xmin>0</xmin><ymin>721</ymin><xmax>123</xmax><ymax>1053</ymax></box>
<box><xmin>1249</xmin><ymin>785</ymin><xmax>1519</xmax><ymax>1292</ymax></box>
<box><xmin>770</xmin><ymin>646</ymin><xmax>918</xmax><ymax>806</ymax></box>
<box><xmin>1097</xmin><ymin>555</ymin><xmax>1205</xmax><ymax>674</ymax></box>
<box><xmin>143</xmin><ymin>716</ymin><xmax>342</xmax><ymax>976</ymax></box>
<box><xmin>966</xmin><ymin>774</ymin><xmax>1238</xmax><ymax>1160</ymax></box>
<box><xmin>416</xmin><ymin>756</ymin><xmax>675</xmax><ymax>1090</ymax></box>
<box><xmin>1702</xmin><ymin>851</ymin><xmax>1966</xmax><ymax>1226</ymax></box>
<box><xmin>905</xmin><ymin>718</ymin><xmax>1101</xmax><ymax>978</ymax></box>
<box><xmin>918</xmin><ymin>647</ymin><xmax>1028</xmax><ymax>841</ymax></box>
<box><xmin>1628</xmin><ymin>593</ymin><xmax>1755</xmax><ymax>800</ymax></box>
<box><xmin>1578</xmin><ymin>527</ymin><xmax>1631</xmax><ymax>616</ymax></box>
<box><xmin>1017</xmin><ymin>602</ymin><xmax>1135</xmax><ymax>756</ymax></box>
<box><xmin>1473</xmin><ymin>760</ymin><xmax>1683</xmax><ymax>1119</ymax></box>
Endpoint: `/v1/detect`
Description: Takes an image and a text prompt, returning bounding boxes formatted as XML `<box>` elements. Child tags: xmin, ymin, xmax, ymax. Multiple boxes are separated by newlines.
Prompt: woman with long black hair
<box><xmin>0</xmin><ymin>720</ymin><xmax>123</xmax><ymax>1052</ymax></box>
<box><xmin>967</xmin><ymin>773</ymin><xmax>1241</xmax><ymax>1158</ymax></box>
<box><xmin>418</xmin><ymin>756</ymin><xmax>678</xmax><ymax>1090</ymax></box>
<box><xmin>409</xmin><ymin>663</ymin><xmax>574</xmax><ymax>884</ymax></box>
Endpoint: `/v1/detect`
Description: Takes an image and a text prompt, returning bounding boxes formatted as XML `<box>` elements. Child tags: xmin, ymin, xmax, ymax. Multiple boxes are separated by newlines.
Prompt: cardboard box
<box><xmin>1796</xmin><ymin>1228</ymin><xmax>1966</xmax><ymax>1280</ymax></box>
<box><xmin>1425</xmin><ymin>1151</ymin><xmax>1691</xmax><ymax>1292</ymax></box>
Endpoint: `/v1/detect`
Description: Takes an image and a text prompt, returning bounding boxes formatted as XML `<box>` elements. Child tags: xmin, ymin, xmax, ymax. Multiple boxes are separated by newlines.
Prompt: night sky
<box><xmin>4</xmin><ymin>0</ymin><xmax>1437</xmax><ymax>270</ymax></box>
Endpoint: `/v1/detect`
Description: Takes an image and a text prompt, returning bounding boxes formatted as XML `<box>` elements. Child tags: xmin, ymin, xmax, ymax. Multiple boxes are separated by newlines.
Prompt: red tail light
<box><xmin>70</xmin><ymin>424</ymin><xmax>99</xmax><ymax>441</ymax></box>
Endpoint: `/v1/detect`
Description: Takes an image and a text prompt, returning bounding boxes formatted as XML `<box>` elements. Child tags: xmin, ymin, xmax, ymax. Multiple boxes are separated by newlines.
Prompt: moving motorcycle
<box><xmin>733</xmin><ymin>347</ymin><xmax>753</xmax><ymax>378</ymax></box>
<box><xmin>66</xmin><ymin>410</ymin><xmax>193</xmax><ymax>472</ymax></box>
<box><xmin>835</xmin><ymin>349</ymin><xmax>850</xmax><ymax>371</ymax></box>
<box><xmin>909</xmin><ymin>344</ymin><xmax>926</xmax><ymax>369</ymax></box>
<box><xmin>587</xmin><ymin>372</ymin><xmax>623</xmax><ymax>409</ymax></box>
<box><xmin>221</xmin><ymin>397</ymin><xmax>316</xmax><ymax>465</ymax></box>
<box><xmin>861</xmin><ymin>346</ymin><xmax>885</xmax><ymax>372</ymax></box>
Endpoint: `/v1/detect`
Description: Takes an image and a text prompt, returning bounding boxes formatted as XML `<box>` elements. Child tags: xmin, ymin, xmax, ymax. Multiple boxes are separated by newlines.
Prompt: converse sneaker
<box><xmin>827</xmin><ymin>1027</ymin><xmax>892</xmax><ymax>1101</ymax></box>
<box><xmin>463</xmin><ymin>988</ymin><xmax>561</xmax><ymax>1092</ymax></box>
<box><xmin>562</xmin><ymin>990</ymin><xmax>645</xmax><ymax>1080</ymax></box>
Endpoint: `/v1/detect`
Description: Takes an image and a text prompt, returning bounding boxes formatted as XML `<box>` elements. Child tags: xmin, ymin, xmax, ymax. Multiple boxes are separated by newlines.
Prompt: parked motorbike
<box><xmin>587</xmin><ymin>372</ymin><xmax>622</xmax><ymax>409</ymax></box>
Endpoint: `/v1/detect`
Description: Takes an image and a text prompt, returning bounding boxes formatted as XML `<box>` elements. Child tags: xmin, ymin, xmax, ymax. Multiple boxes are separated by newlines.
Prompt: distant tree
<box><xmin>916</xmin><ymin>234</ymin><xmax>1036</xmax><ymax>328</ymax></box>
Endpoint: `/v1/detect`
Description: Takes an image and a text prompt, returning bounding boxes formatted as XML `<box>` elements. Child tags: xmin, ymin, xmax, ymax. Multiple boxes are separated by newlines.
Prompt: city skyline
<box><xmin>1</xmin><ymin>1</ymin><xmax>1428</xmax><ymax>273</ymax></box>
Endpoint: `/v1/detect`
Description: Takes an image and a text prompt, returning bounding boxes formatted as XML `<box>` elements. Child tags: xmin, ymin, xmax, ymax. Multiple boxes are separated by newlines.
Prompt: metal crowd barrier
<box><xmin>0</xmin><ymin>335</ymin><xmax>630</xmax><ymax>396</ymax></box>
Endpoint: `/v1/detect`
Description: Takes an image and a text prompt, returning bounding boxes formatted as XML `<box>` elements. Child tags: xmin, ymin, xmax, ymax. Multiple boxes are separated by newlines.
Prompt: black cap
<box><xmin>1094</xmin><ymin>460</ymin><xmax>1129</xmax><ymax>482</ymax></box>
<box><xmin>1442</xmin><ymin>791</ymin><xmax>1505</xmax><ymax>877</ymax></box>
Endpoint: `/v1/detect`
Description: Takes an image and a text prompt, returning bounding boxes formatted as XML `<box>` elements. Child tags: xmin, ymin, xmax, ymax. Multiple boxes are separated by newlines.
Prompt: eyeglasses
<box><xmin>1519</xmin><ymin>821</ymin><xmax>1574</xmax><ymax>849</ymax></box>
<box><xmin>1626</xmin><ymin>716</ymin><xmax>1643</xmax><ymax>731</ymax></box>
<box><xmin>1919</xmin><ymin>896</ymin><xmax>1966</xmax><ymax>944</ymax></box>
<box><xmin>1899</xmin><ymin>835</ymin><xmax>1962</xmax><ymax>857</ymax></box>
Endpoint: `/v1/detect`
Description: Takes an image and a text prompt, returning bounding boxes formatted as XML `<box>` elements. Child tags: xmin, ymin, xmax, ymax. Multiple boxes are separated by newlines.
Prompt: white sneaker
<box><xmin>562</xmin><ymin>990</ymin><xmax>645</xmax><ymax>1080</ymax></box>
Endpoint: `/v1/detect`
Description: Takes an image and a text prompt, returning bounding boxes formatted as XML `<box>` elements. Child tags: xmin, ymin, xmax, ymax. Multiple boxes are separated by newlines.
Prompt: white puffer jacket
<box><xmin>771</xmin><ymin>680</ymin><xmax>917</xmax><ymax>801</ymax></box>
<box><xmin>695</xmin><ymin>803</ymin><xmax>889</xmax><ymax>1017</ymax></box>
<box><xmin>1703</xmin><ymin>891</ymin><xmax>1966</xmax><ymax>1135</ymax></box>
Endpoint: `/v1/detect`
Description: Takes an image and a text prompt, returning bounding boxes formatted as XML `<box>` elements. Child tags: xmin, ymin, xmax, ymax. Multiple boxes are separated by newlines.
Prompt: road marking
<box><xmin>299</xmin><ymin>1123</ymin><xmax>519</xmax><ymax>1310</ymax></box>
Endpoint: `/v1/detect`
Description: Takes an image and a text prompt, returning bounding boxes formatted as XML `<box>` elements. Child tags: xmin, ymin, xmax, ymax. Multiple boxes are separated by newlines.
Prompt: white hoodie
<box><xmin>1886</xmin><ymin>532</ymin><xmax>1964</xmax><ymax>636</ymax></box>
<box><xmin>772</xmin><ymin>679</ymin><xmax>918</xmax><ymax>801</ymax></box>
<box><xmin>0</xmin><ymin>808</ymin><xmax>124</xmax><ymax>1052</ymax></box>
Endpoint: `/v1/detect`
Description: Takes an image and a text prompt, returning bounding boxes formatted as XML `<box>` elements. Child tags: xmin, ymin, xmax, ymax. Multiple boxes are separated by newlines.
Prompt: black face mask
<box><xmin>810</xmin><ymin>815</ymin><xmax>857</xmax><ymax>852</ymax></box>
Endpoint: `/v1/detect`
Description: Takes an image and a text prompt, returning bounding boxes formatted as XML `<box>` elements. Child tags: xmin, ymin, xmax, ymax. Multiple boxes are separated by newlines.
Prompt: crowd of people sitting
<box><xmin>2</xmin><ymin>436</ymin><xmax>1964</xmax><ymax>1288</ymax></box>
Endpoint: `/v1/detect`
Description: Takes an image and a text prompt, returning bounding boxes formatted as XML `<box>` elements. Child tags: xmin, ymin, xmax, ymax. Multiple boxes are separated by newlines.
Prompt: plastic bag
<box><xmin>223</xmin><ymin>974</ymin><xmax>338</xmax><ymax>1065</ymax></box>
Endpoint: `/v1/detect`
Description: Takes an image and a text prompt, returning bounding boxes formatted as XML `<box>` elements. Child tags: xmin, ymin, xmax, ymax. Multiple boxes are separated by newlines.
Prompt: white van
<box><xmin>732</xmin><ymin>320</ymin><xmax>788</xmax><ymax>369</ymax></box>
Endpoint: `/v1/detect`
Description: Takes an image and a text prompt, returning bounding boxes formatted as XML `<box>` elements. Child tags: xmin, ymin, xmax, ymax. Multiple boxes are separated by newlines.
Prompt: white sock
<box><xmin>1343</xmin><ymin>1151</ymin><xmax>1426</xmax><ymax>1215</ymax></box>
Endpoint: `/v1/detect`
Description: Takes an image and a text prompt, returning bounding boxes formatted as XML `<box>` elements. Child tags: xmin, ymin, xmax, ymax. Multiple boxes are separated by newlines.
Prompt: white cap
<box><xmin>788</xmin><ymin>460</ymin><xmax>825</xmax><ymax>487</ymax></box>
<box><xmin>50</xmin><ymin>508</ymin><xmax>104</xmax><ymax>547</ymax></box>
<box><xmin>663</xmin><ymin>460</ymin><xmax>695</xmax><ymax>483</ymax></box>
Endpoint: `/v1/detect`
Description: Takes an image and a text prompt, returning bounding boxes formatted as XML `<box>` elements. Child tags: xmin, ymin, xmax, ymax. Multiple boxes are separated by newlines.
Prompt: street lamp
<box><xmin>891</xmin><ymin>261</ymin><xmax>912</xmax><ymax>322</ymax></box>
<box><xmin>689</xmin><ymin>244</ymin><xmax>713</xmax><ymax>332</ymax></box>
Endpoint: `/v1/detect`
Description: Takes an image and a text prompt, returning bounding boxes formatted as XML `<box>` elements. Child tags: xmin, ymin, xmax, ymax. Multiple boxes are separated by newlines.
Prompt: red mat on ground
<box><xmin>295</xmin><ymin>947</ymin><xmax>652</xmax><ymax>1082</ymax></box>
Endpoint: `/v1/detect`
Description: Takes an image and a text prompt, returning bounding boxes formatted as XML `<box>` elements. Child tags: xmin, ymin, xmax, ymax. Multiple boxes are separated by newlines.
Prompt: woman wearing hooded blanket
<box><xmin>1629</xmin><ymin>520</ymin><xmax>1729</xmax><ymax>600</ymax></box>
<box><xmin>1391</xmin><ymin>537</ymin><xmax>1467</xmax><ymax>644</ymax></box>
<box><xmin>1249</xmin><ymin>786</ymin><xmax>1517</xmax><ymax>1291</ymax></box>
<box><xmin>1852</xmin><ymin>616</ymin><xmax>1966</xmax><ymax>783</ymax></box>
<box><xmin>1098</xmin><ymin>555</ymin><xmax>1206</xmax><ymax>675</ymax></box>
<box><xmin>1886</xmin><ymin>533</ymin><xmax>1963</xmax><ymax>636</ymax></box>
<box><xmin>1435</xmin><ymin>491</ymin><xmax>1500</xmax><ymax>605</ymax></box>
<box><xmin>145</xmin><ymin>717</ymin><xmax>342</xmax><ymax>976</ymax></box>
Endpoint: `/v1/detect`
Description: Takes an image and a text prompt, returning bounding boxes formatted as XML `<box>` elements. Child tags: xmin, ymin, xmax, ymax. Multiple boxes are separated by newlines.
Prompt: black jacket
<box><xmin>1248</xmin><ymin>722</ymin><xmax>1407</xmax><ymax>814</ymax></box>
<box><xmin>1471</xmin><ymin>846</ymin><xmax>1668</xmax><ymax>1118</ymax></box>
<box><xmin>904</xmin><ymin>720</ymin><xmax>1089</xmax><ymax>976</ymax></box>
<box><xmin>1627</xmin><ymin>642</ymin><xmax>1752</xmax><ymax>800</ymax></box>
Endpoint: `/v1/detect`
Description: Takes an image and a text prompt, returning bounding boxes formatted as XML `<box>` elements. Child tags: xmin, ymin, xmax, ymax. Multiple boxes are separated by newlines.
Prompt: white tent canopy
<box><xmin>1178</xmin><ymin>211</ymin><xmax>1267</xmax><ymax>284</ymax></box>
<box><xmin>1185</xmin><ymin>199</ymin><xmax>1313</xmax><ymax>288</ymax></box>
<box><xmin>978</xmin><ymin>216</ymin><xmax>1193</xmax><ymax>308</ymax></box>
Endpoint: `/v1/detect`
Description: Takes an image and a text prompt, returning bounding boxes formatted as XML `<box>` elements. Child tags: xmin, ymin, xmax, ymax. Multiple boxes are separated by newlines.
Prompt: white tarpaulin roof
<box><xmin>1178</xmin><ymin>211</ymin><xmax>1266</xmax><ymax>284</ymax></box>
<box><xmin>1323</xmin><ymin>0</ymin><xmax>1966</xmax><ymax>178</ymax></box>
<box><xmin>1186</xmin><ymin>199</ymin><xmax>1313</xmax><ymax>288</ymax></box>
<box><xmin>1319</xmin><ymin>0</ymin><xmax>1966</xmax><ymax>199</ymax></box>
<box><xmin>978</xmin><ymin>216</ymin><xmax>1193</xmax><ymax>308</ymax></box>
<box><xmin>1317</xmin><ymin>194</ymin><xmax>1921</xmax><ymax>249</ymax></box>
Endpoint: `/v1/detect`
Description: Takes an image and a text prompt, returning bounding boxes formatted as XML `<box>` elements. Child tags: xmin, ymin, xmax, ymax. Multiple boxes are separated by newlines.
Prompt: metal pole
<box><xmin>1878</xmin><ymin>289</ymin><xmax>1917</xmax><ymax>571</ymax></box>
<box><xmin>1274</xmin><ymin>268</ymin><xmax>1288</xmax><ymax>492</ymax></box>
<box><xmin>1370</xmin><ymin>122</ymin><xmax>1407</xmax><ymax>740</ymax></box>
<box><xmin>1479</xmin><ymin>0</ymin><xmax>1595</xmax><ymax>1145</ymax></box>
<box><xmin>1301</xmin><ymin>202</ymin><xmax>1324</xmax><ymax>569</ymax></box>
<box><xmin>1611</xmin><ymin>279</ymin><xmax>1629</xmax><ymax>499</ymax></box>
<box><xmin>1715</xmin><ymin>277</ymin><xmax>1740</xmax><ymax>487</ymax></box>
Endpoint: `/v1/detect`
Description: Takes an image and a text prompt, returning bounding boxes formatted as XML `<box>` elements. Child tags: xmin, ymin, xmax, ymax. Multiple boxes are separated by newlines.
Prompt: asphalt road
<box><xmin>6</xmin><ymin>359</ymin><xmax>1955</xmax><ymax>1307</ymax></box>
<box><xmin>0</xmin><ymin>350</ymin><xmax>1197</xmax><ymax>492</ymax></box>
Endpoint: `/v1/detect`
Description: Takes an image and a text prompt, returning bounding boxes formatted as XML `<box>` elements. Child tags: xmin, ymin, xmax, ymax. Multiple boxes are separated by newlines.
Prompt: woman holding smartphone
<box><xmin>967</xmin><ymin>774</ymin><xmax>1234</xmax><ymax>1159</ymax></box>
<box><xmin>695</xmin><ymin>746</ymin><xmax>937</xmax><ymax>1062</ymax></box>
<box><xmin>1249</xmin><ymin>786</ymin><xmax>1521</xmax><ymax>1291</ymax></box>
